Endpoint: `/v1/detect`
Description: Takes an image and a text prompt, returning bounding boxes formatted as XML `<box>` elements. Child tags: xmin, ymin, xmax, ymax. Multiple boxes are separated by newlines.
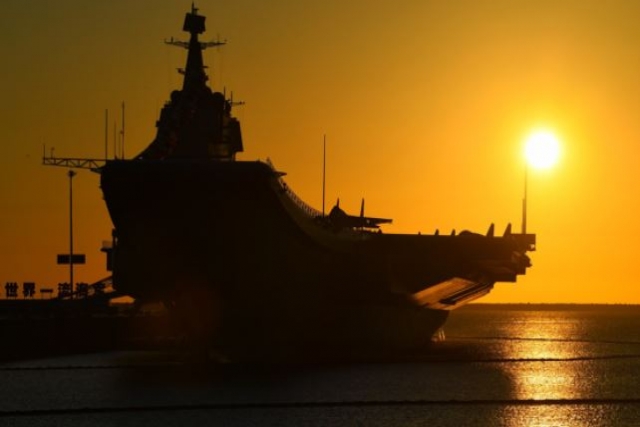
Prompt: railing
<box><xmin>265</xmin><ymin>158</ymin><xmax>323</xmax><ymax>219</ymax></box>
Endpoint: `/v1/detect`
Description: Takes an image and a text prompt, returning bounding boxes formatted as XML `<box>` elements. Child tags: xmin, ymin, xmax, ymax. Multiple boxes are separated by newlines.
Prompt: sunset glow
<box><xmin>3</xmin><ymin>1</ymin><xmax>640</xmax><ymax>304</ymax></box>
<box><xmin>524</xmin><ymin>130</ymin><xmax>561</xmax><ymax>170</ymax></box>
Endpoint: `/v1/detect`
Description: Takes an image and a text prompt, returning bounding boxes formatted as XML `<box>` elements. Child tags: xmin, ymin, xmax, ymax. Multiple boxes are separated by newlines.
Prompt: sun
<box><xmin>524</xmin><ymin>130</ymin><xmax>561</xmax><ymax>170</ymax></box>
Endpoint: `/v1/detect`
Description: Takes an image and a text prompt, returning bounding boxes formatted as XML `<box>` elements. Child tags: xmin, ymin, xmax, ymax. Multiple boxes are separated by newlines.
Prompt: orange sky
<box><xmin>2</xmin><ymin>0</ymin><xmax>640</xmax><ymax>303</ymax></box>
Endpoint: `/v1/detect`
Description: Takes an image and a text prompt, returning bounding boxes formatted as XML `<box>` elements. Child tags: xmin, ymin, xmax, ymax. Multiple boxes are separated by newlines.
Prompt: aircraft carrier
<box><xmin>6</xmin><ymin>5</ymin><xmax>535</xmax><ymax>362</ymax></box>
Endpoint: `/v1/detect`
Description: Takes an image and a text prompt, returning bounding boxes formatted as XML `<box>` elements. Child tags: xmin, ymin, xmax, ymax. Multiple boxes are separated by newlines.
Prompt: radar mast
<box><xmin>165</xmin><ymin>3</ymin><xmax>226</xmax><ymax>92</ymax></box>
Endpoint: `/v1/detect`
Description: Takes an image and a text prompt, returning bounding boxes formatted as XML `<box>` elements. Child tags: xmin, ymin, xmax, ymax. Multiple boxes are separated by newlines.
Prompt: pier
<box><xmin>0</xmin><ymin>277</ymin><xmax>175</xmax><ymax>362</ymax></box>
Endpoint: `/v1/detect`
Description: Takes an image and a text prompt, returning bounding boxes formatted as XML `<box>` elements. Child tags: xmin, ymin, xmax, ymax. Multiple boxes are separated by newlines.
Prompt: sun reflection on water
<box><xmin>498</xmin><ymin>311</ymin><xmax>596</xmax><ymax>402</ymax></box>
<box><xmin>502</xmin><ymin>404</ymin><xmax>611</xmax><ymax>427</ymax></box>
<box><xmin>495</xmin><ymin>311</ymin><xmax>588</xmax><ymax>359</ymax></box>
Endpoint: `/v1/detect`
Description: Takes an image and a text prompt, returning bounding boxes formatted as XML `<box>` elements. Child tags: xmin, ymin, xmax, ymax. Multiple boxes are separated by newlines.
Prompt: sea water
<box><xmin>1</xmin><ymin>304</ymin><xmax>640</xmax><ymax>426</ymax></box>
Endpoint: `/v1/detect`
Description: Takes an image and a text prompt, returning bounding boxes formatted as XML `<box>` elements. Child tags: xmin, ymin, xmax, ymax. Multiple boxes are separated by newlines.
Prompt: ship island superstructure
<box><xmin>94</xmin><ymin>6</ymin><xmax>536</xmax><ymax>360</ymax></box>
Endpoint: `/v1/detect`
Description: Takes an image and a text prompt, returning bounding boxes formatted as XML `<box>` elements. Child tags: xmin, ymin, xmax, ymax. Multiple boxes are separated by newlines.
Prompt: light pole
<box><xmin>521</xmin><ymin>164</ymin><xmax>528</xmax><ymax>234</ymax></box>
<box><xmin>68</xmin><ymin>170</ymin><xmax>76</xmax><ymax>293</ymax></box>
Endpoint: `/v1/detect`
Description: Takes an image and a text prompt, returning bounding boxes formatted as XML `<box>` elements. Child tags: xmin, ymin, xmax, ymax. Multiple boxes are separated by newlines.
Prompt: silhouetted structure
<box><xmin>22</xmin><ymin>282</ymin><xmax>35</xmax><ymax>298</ymax></box>
<box><xmin>75</xmin><ymin>282</ymin><xmax>89</xmax><ymax>299</ymax></box>
<box><xmin>57</xmin><ymin>282</ymin><xmax>72</xmax><ymax>298</ymax></box>
<box><xmin>97</xmin><ymin>6</ymin><xmax>536</xmax><ymax>361</ymax></box>
<box><xmin>4</xmin><ymin>282</ymin><xmax>18</xmax><ymax>299</ymax></box>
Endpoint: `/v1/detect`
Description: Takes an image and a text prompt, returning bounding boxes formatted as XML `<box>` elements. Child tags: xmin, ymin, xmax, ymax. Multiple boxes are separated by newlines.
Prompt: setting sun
<box><xmin>524</xmin><ymin>130</ymin><xmax>561</xmax><ymax>170</ymax></box>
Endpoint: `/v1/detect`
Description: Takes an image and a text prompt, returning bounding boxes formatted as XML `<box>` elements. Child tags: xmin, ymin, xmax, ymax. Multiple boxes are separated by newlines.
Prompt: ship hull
<box><xmin>101</xmin><ymin>160</ymin><xmax>453</xmax><ymax>358</ymax></box>
<box><xmin>101</xmin><ymin>159</ymin><xmax>529</xmax><ymax>360</ymax></box>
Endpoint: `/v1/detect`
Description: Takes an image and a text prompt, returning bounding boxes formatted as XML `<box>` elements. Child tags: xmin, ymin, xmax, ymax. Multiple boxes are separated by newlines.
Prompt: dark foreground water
<box><xmin>2</xmin><ymin>304</ymin><xmax>640</xmax><ymax>426</ymax></box>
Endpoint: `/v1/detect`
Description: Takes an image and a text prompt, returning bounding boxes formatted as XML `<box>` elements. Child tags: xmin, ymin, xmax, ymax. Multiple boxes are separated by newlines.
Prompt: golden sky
<box><xmin>2</xmin><ymin>0</ymin><xmax>640</xmax><ymax>303</ymax></box>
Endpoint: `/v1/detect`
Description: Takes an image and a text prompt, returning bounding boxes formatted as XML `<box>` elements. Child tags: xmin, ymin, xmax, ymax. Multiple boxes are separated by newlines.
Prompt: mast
<box><xmin>522</xmin><ymin>165</ymin><xmax>528</xmax><ymax>234</ymax></box>
<box><xmin>182</xmin><ymin>3</ymin><xmax>207</xmax><ymax>90</ymax></box>
<box><xmin>121</xmin><ymin>102</ymin><xmax>125</xmax><ymax>159</ymax></box>
<box><xmin>165</xmin><ymin>3</ymin><xmax>226</xmax><ymax>92</ymax></box>
<box><xmin>104</xmin><ymin>109</ymin><xmax>108</xmax><ymax>160</ymax></box>
<box><xmin>322</xmin><ymin>135</ymin><xmax>326</xmax><ymax>217</ymax></box>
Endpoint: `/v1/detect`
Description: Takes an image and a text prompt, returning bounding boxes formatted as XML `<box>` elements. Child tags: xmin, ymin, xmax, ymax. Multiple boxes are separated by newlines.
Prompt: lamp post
<box><xmin>522</xmin><ymin>164</ymin><xmax>528</xmax><ymax>234</ymax></box>
<box><xmin>68</xmin><ymin>170</ymin><xmax>76</xmax><ymax>293</ymax></box>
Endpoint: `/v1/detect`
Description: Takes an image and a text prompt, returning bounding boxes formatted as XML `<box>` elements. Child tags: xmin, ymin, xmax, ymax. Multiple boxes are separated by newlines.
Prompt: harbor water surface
<box><xmin>2</xmin><ymin>304</ymin><xmax>640</xmax><ymax>426</ymax></box>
